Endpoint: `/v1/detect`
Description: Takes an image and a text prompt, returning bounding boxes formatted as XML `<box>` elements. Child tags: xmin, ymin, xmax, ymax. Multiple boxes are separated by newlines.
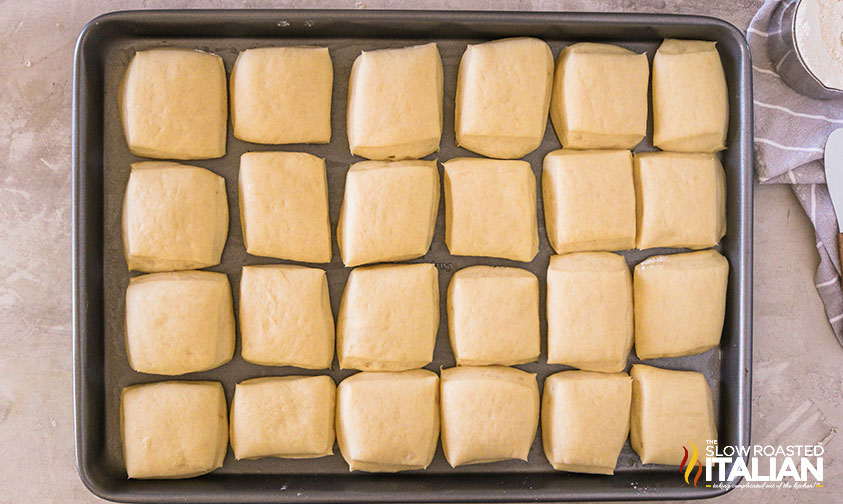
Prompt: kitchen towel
<box><xmin>750</xmin><ymin>0</ymin><xmax>843</xmax><ymax>346</ymax></box>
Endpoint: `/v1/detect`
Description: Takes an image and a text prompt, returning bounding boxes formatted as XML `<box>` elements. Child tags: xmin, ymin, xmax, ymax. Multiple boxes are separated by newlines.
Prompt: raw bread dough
<box><xmin>346</xmin><ymin>43</ymin><xmax>443</xmax><ymax>160</ymax></box>
<box><xmin>542</xmin><ymin>149</ymin><xmax>636</xmax><ymax>254</ymax></box>
<box><xmin>239</xmin><ymin>265</ymin><xmax>334</xmax><ymax>369</ymax></box>
<box><xmin>546</xmin><ymin>252</ymin><xmax>633</xmax><ymax>373</ymax></box>
<box><xmin>634</xmin><ymin>250</ymin><xmax>729</xmax><ymax>359</ymax></box>
<box><xmin>440</xmin><ymin>366</ymin><xmax>539</xmax><ymax>467</ymax></box>
<box><xmin>542</xmin><ymin>371</ymin><xmax>632</xmax><ymax>475</ymax></box>
<box><xmin>447</xmin><ymin>266</ymin><xmax>540</xmax><ymax>366</ymax></box>
<box><xmin>630</xmin><ymin>364</ymin><xmax>718</xmax><ymax>465</ymax></box>
<box><xmin>337</xmin><ymin>263</ymin><xmax>438</xmax><ymax>371</ymax></box>
<box><xmin>230</xmin><ymin>375</ymin><xmax>336</xmax><ymax>460</ymax></box>
<box><xmin>455</xmin><ymin>37</ymin><xmax>553</xmax><ymax>159</ymax></box>
<box><xmin>549</xmin><ymin>43</ymin><xmax>649</xmax><ymax>149</ymax></box>
<box><xmin>122</xmin><ymin>161</ymin><xmax>228</xmax><ymax>272</ymax></box>
<box><xmin>335</xmin><ymin>370</ymin><xmax>439</xmax><ymax>472</ymax></box>
<box><xmin>337</xmin><ymin>160</ymin><xmax>439</xmax><ymax>267</ymax></box>
<box><xmin>230</xmin><ymin>46</ymin><xmax>333</xmax><ymax>144</ymax></box>
<box><xmin>239</xmin><ymin>151</ymin><xmax>332</xmax><ymax>263</ymax></box>
<box><xmin>125</xmin><ymin>271</ymin><xmax>235</xmax><ymax>375</ymax></box>
<box><xmin>121</xmin><ymin>381</ymin><xmax>228</xmax><ymax>479</ymax></box>
<box><xmin>119</xmin><ymin>49</ymin><xmax>227</xmax><ymax>159</ymax></box>
<box><xmin>652</xmin><ymin>39</ymin><xmax>728</xmax><ymax>153</ymax></box>
<box><xmin>443</xmin><ymin>157</ymin><xmax>538</xmax><ymax>262</ymax></box>
<box><xmin>634</xmin><ymin>152</ymin><xmax>726</xmax><ymax>250</ymax></box>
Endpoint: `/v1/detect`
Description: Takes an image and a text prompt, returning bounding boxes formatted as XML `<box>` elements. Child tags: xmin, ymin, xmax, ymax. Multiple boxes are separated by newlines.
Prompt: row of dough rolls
<box><xmin>122</xmin><ymin>149</ymin><xmax>725</xmax><ymax>273</ymax></box>
<box><xmin>121</xmin><ymin>364</ymin><xmax>716</xmax><ymax>478</ymax></box>
<box><xmin>124</xmin><ymin>249</ymin><xmax>727</xmax><ymax>377</ymax></box>
<box><xmin>118</xmin><ymin>38</ymin><xmax>727</xmax><ymax>161</ymax></box>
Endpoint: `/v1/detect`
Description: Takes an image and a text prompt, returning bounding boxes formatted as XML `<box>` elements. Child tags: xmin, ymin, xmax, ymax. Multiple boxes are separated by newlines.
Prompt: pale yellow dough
<box><xmin>630</xmin><ymin>364</ymin><xmax>717</xmax><ymax>465</ymax></box>
<box><xmin>122</xmin><ymin>161</ymin><xmax>228</xmax><ymax>272</ymax></box>
<box><xmin>542</xmin><ymin>149</ymin><xmax>636</xmax><ymax>254</ymax></box>
<box><xmin>542</xmin><ymin>371</ymin><xmax>632</xmax><ymax>475</ymax></box>
<box><xmin>634</xmin><ymin>250</ymin><xmax>729</xmax><ymax>360</ymax></box>
<box><xmin>336</xmin><ymin>370</ymin><xmax>440</xmax><ymax>472</ymax></box>
<box><xmin>652</xmin><ymin>39</ymin><xmax>729</xmax><ymax>153</ymax></box>
<box><xmin>119</xmin><ymin>49</ymin><xmax>227</xmax><ymax>159</ymax></box>
<box><xmin>239</xmin><ymin>151</ymin><xmax>332</xmax><ymax>263</ymax></box>
<box><xmin>440</xmin><ymin>366</ymin><xmax>539</xmax><ymax>467</ymax></box>
<box><xmin>239</xmin><ymin>265</ymin><xmax>334</xmax><ymax>369</ymax></box>
<box><xmin>447</xmin><ymin>266</ymin><xmax>540</xmax><ymax>366</ymax></box>
<box><xmin>337</xmin><ymin>160</ymin><xmax>439</xmax><ymax>267</ymax></box>
<box><xmin>455</xmin><ymin>37</ymin><xmax>553</xmax><ymax>159</ymax></box>
<box><xmin>230</xmin><ymin>376</ymin><xmax>336</xmax><ymax>460</ymax></box>
<box><xmin>121</xmin><ymin>381</ymin><xmax>228</xmax><ymax>479</ymax></box>
<box><xmin>347</xmin><ymin>43</ymin><xmax>443</xmax><ymax>160</ymax></box>
<box><xmin>230</xmin><ymin>46</ymin><xmax>333</xmax><ymax>144</ymax></box>
<box><xmin>549</xmin><ymin>43</ymin><xmax>649</xmax><ymax>149</ymax></box>
<box><xmin>546</xmin><ymin>252</ymin><xmax>633</xmax><ymax>373</ymax></box>
<box><xmin>125</xmin><ymin>271</ymin><xmax>235</xmax><ymax>375</ymax></box>
<box><xmin>444</xmin><ymin>157</ymin><xmax>538</xmax><ymax>262</ymax></box>
<box><xmin>337</xmin><ymin>263</ymin><xmax>439</xmax><ymax>371</ymax></box>
<box><xmin>634</xmin><ymin>152</ymin><xmax>726</xmax><ymax>250</ymax></box>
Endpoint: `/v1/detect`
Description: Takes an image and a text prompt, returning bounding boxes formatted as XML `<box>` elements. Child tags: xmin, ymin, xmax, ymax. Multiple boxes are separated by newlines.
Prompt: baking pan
<box><xmin>72</xmin><ymin>9</ymin><xmax>753</xmax><ymax>503</ymax></box>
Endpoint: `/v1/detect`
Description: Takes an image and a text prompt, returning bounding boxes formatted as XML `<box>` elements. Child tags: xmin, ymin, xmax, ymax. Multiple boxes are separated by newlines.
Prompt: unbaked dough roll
<box><xmin>125</xmin><ymin>270</ymin><xmax>235</xmax><ymax>375</ymax></box>
<box><xmin>634</xmin><ymin>249</ymin><xmax>729</xmax><ymax>359</ymax></box>
<box><xmin>455</xmin><ymin>37</ymin><xmax>553</xmax><ymax>159</ymax></box>
<box><xmin>440</xmin><ymin>366</ymin><xmax>539</xmax><ymax>467</ymax></box>
<box><xmin>549</xmin><ymin>43</ymin><xmax>649</xmax><ymax>149</ymax></box>
<box><xmin>230</xmin><ymin>375</ymin><xmax>336</xmax><ymax>460</ymax></box>
<box><xmin>652</xmin><ymin>39</ymin><xmax>728</xmax><ymax>153</ymax></box>
<box><xmin>119</xmin><ymin>48</ymin><xmax>227</xmax><ymax>159</ymax></box>
<box><xmin>347</xmin><ymin>43</ymin><xmax>443</xmax><ymax>160</ymax></box>
<box><xmin>121</xmin><ymin>381</ymin><xmax>228</xmax><ymax>479</ymax></box>
<box><xmin>336</xmin><ymin>370</ymin><xmax>439</xmax><ymax>472</ymax></box>
<box><xmin>630</xmin><ymin>364</ymin><xmax>717</xmax><ymax>466</ymax></box>
<box><xmin>542</xmin><ymin>371</ymin><xmax>632</xmax><ymax>475</ymax></box>
<box><xmin>122</xmin><ymin>161</ymin><xmax>228</xmax><ymax>273</ymax></box>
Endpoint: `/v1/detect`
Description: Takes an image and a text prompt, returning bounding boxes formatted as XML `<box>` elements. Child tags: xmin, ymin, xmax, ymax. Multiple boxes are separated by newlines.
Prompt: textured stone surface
<box><xmin>0</xmin><ymin>0</ymin><xmax>840</xmax><ymax>502</ymax></box>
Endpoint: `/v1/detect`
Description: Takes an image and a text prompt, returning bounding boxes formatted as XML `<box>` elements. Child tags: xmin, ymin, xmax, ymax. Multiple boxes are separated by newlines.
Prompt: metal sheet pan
<box><xmin>72</xmin><ymin>9</ymin><xmax>753</xmax><ymax>503</ymax></box>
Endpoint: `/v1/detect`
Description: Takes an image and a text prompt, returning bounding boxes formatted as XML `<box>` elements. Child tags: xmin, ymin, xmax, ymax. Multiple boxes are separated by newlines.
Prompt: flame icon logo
<box><xmin>680</xmin><ymin>442</ymin><xmax>703</xmax><ymax>487</ymax></box>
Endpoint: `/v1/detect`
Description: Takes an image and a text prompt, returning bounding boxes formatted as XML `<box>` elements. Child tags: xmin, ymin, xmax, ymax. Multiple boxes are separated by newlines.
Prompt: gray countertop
<box><xmin>1</xmin><ymin>0</ymin><xmax>840</xmax><ymax>502</ymax></box>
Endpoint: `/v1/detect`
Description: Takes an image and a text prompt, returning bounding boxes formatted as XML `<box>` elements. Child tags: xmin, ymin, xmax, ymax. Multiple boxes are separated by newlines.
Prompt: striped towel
<box><xmin>749</xmin><ymin>0</ymin><xmax>843</xmax><ymax>346</ymax></box>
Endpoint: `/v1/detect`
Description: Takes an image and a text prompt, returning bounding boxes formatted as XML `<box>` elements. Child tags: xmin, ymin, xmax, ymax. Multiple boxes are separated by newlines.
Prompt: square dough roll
<box><xmin>440</xmin><ymin>366</ymin><xmax>539</xmax><ymax>467</ymax></box>
<box><xmin>546</xmin><ymin>252</ymin><xmax>633</xmax><ymax>373</ymax></box>
<box><xmin>239</xmin><ymin>265</ymin><xmax>335</xmax><ymax>369</ymax></box>
<box><xmin>239</xmin><ymin>151</ymin><xmax>332</xmax><ymax>263</ymax></box>
<box><xmin>338</xmin><ymin>160</ymin><xmax>439</xmax><ymax>267</ymax></box>
<box><xmin>347</xmin><ymin>43</ymin><xmax>443</xmax><ymax>160</ymax></box>
<box><xmin>542</xmin><ymin>149</ymin><xmax>636</xmax><ymax>254</ymax></box>
<box><xmin>630</xmin><ymin>364</ymin><xmax>717</xmax><ymax>465</ymax></box>
<box><xmin>121</xmin><ymin>381</ymin><xmax>228</xmax><ymax>479</ymax></box>
<box><xmin>337</xmin><ymin>263</ymin><xmax>439</xmax><ymax>371</ymax></box>
<box><xmin>443</xmin><ymin>157</ymin><xmax>538</xmax><ymax>262</ymax></box>
<box><xmin>122</xmin><ymin>161</ymin><xmax>228</xmax><ymax>273</ymax></box>
<box><xmin>447</xmin><ymin>266</ymin><xmax>540</xmax><ymax>366</ymax></box>
<box><xmin>634</xmin><ymin>152</ymin><xmax>726</xmax><ymax>250</ymax></box>
<box><xmin>336</xmin><ymin>370</ymin><xmax>440</xmax><ymax>472</ymax></box>
<box><xmin>119</xmin><ymin>49</ymin><xmax>227</xmax><ymax>159</ymax></box>
<box><xmin>230</xmin><ymin>46</ymin><xmax>333</xmax><ymax>144</ymax></box>
<box><xmin>455</xmin><ymin>37</ymin><xmax>554</xmax><ymax>159</ymax></box>
<box><xmin>125</xmin><ymin>271</ymin><xmax>235</xmax><ymax>375</ymax></box>
<box><xmin>634</xmin><ymin>250</ymin><xmax>729</xmax><ymax>360</ymax></box>
<box><xmin>542</xmin><ymin>371</ymin><xmax>632</xmax><ymax>475</ymax></box>
<box><xmin>230</xmin><ymin>375</ymin><xmax>336</xmax><ymax>460</ymax></box>
<box><xmin>652</xmin><ymin>39</ymin><xmax>729</xmax><ymax>153</ymax></box>
<box><xmin>549</xmin><ymin>43</ymin><xmax>649</xmax><ymax>150</ymax></box>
